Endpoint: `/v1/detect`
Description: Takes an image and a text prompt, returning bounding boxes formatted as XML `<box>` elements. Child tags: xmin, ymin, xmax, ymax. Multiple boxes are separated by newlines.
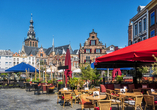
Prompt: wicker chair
<box><xmin>57</xmin><ymin>92</ymin><xmax>63</xmax><ymax>104</ymax></box>
<box><xmin>109</xmin><ymin>90</ymin><xmax>122</xmax><ymax>110</ymax></box>
<box><xmin>97</xmin><ymin>100</ymin><xmax>112</xmax><ymax>110</ymax></box>
<box><xmin>63</xmin><ymin>92</ymin><xmax>73</xmax><ymax>108</ymax></box>
<box><xmin>134</xmin><ymin>92</ymin><xmax>143</xmax><ymax>95</ymax></box>
<box><xmin>74</xmin><ymin>90</ymin><xmax>81</xmax><ymax>104</ymax></box>
<box><xmin>147</xmin><ymin>90</ymin><xmax>151</xmax><ymax>95</ymax></box>
<box><xmin>123</xmin><ymin>95</ymin><xmax>143</xmax><ymax>110</ymax></box>
<box><xmin>144</xmin><ymin>95</ymin><xmax>157</xmax><ymax>110</ymax></box>
<box><xmin>133</xmin><ymin>89</ymin><xmax>141</xmax><ymax>92</ymax></box>
<box><xmin>80</xmin><ymin>94</ymin><xmax>95</xmax><ymax>110</ymax></box>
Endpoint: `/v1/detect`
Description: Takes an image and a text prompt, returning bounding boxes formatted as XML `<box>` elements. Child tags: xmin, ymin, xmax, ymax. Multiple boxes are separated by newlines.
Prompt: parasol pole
<box><xmin>35</xmin><ymin>68</ymin><xmax>36</xmax><ymax>81</ymax></box>
<box><xmin>45</xmin><ymin>65</ymin><xmax>47</xmax><ymax>82</ymax></box>
<box><xmin>51</xmin><ymin>66</ymin><xmax>53</xmax><ymax>81</ymax></box>
<box><xmin>26</xmin><ymin>69</ymin><xmax>28</xmax><ymax>79</ymax></box>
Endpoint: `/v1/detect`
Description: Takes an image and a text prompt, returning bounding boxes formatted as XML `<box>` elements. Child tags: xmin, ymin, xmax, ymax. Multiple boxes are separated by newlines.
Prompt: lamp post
<box><xmin>36</xmin><ymin>59</ymin><xmax>40</xmax><ymax>81</ymax></box>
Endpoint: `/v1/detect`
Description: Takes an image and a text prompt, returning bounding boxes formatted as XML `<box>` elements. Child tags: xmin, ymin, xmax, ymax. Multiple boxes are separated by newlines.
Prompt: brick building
<box><xmin>79</xmin><ymin>29</ymin><xmax>106</xmax><ymax>65</ymax></box>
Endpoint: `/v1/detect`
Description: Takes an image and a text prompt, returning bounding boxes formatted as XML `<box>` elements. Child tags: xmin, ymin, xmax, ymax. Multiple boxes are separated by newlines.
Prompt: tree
<box><xmin>80</xmin><ymin>64</ymin><xmax>96</xmax><ymax>87</ymax></box>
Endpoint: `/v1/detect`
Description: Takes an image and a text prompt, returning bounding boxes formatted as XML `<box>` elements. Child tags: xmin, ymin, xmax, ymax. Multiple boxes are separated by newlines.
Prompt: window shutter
<box><xmin>95</xmin><ymin>49</ymin><xmax>96</xmax><ymax>53</ymax></box>
<box><xmin>100</xmin><ymin>49</ymin><xmax>102</xmax><ymax>53</ymax></box>
<box><xmin>84</xmin><ymin>60</ymin><xmax>86</xmax><ymax>63</ymax></box>
<box><xmin>90</xmin><ymin>60</ymin><xmax>91</xmax><ymax>63</ymax></box>
<box><xmin>95</xmin><ymin>40</ymin><xmax>96</xmax><ymax>45</ymax></box>
<box><xmin>90</xmin><ymin>49</ymin><xmax>91</xmax><ymax>53</ymax></box>
<box><xmin>90</xmin><ymin>41</ymin><xmax>91</xmax><ymax>45</ymax></box>
<box><xmin>84</xmin><ymin>49</ymin><xmax>86</xmax><ymax>53</ymax></box>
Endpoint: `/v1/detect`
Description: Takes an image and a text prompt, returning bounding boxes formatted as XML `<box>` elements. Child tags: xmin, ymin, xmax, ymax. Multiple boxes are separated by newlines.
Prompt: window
<box><xmin>0</xmin><ymin>56</ymin><xmax>1</xmax><ymax>59</ymax></box>
<box><xmin>33</xmin><ymin>42</ymin><xmax>34</xmax><ymax>47</ymax></box>
<box><xmin>5</xmin><ymin>56</ymin><xmax>8</xmax><ymax>59</ymax></box>
<box><xmin>135</xmin><ymin>24</ymin><xmax>138</xmax><ymax>35</ymax></box>
<box><xmin>96</xmin><ymin>49</ymin><xmax>100</xmax><ymax>53</ymax></box>
<box><xmin>91</xmin><ymin>40</ymin><xmax>96</xmax><ymax>45</ymax></box>
<box><xmin>32</xmin><ymin>62</ymin><xmax>34</xmax><ymax>65</ymax></box>
<box><xmin>9</xmin><ymin>56</ymin><xmax>12</xmax><ymax>59</ymax></box>
<box><xmin>17</xmin><ymin>58</ymin><xmax>19</xmax><ymax>61</ymax></box>
<box><xmin>139</xmin><ymin>21</ymin><xmax>142</xmax><ymax>33</ymax></box>
<box><xmin>14</xmin><ymin>58</ymin><xmax>16</xmax><ymax>61</ymax></box>
<box><xmin>86</xmin><ymin>49</ymin><xmax>90</xmax><ymax>53</ymax></box>
<box><xmin>29</xmin><ymin>57</ymin><xmax>31</xmax><ymax>60</ymax></box>
<box><xmin>17</xmin><ymin>62</ymin><xmax>19</xmax><ymax>64</ymax></box>
<box><xmin>151</xmin><ymin>12</ymin><xmax>155</xmax><ymax>26</ymax></box>
<box><xmin>14</xmin><ymin>62</ymin><xmax>15</xmax><ymax>65</ymax></box>
<box><xmin>30</xmin><ymin>42</ymin><xmax>31</xmax><ymax>46</ymax></box>
<box><xmin>96</xmin><ymin>56</ymin><xmax>100</xmax><ymax>58</ymax></box>
<box><xmin>23</xmin><ymin>58</ymin><xmax>25</xmax><ymax>61</ymax></box>
<box><xmin>35</xmin><ymin>42</ymin><xmax>37</xmax><ymax>47</ymax></box>
<box><xmin>86</xmin><ymin>56</ymin><xmax>90</xmax><ymax>63</ymax></box>
<box><xmin>92</xmin><ymin>36</ymin><xmax>95</xmax><ymax>39</ymax></box>
<box><xmin>0</xmin><ymin>62</ymin><xmax>1</xmax><ymax>65</ymax></box>
<box><xmin>32</xmin><ymin>57</ymin><xmax>34</xmax><ymax>61</ymax></box>
<box><xmin>9</xmin><ymin>62</ymin><xmax>11</xmax><ymax>65</ymax></box>
<box><xmin>151</xmin><ymin>30</ymin><xmax>155</xmax><ymax>37</ymax></box>
<box><xmin>40</xmin><ymin>53</ymin><xmax>43</xmax><ymax>57</ymax></box>
<box><xmin>143</xmin><ymin>18</ymin><xmax>146</xmax><ymax>31</ymax></box>
<box><xmin>5</xmin><ymin>62</ymin><xmax>8</xmax><ymax>65</ymax></box>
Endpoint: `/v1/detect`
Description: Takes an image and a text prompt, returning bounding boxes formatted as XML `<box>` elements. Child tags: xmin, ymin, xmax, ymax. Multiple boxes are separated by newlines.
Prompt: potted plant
<box><xmin>47</xmin><ymin>80</ymin><xmax>53</xmax><ymax>86</ymax></box>
<box><xmin>116</xmin><ymin>75</ymin><xmax>124</xmax><ymax>83</ymax></box>
<box><xmin>58</xmin><ymin>81</ymin><xmax>64</xmax><ymax>90</ymax></box>
<box><xmin>26</xmin><ymin>79</ymin><xmax>30</xmax><ymax>82</ymax></box>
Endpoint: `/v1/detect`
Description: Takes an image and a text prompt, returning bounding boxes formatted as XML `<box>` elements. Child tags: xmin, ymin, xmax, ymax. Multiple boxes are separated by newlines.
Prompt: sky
<box><xmin>0</xmin><ymin>0</ymin><xmax>151</xmax><ymax>52</ymax></box>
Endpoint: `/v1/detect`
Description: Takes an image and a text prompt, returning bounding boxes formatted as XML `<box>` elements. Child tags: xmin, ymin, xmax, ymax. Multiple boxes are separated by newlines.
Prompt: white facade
<box><xmin>13</xmin><ymin>52</ymin><xmax>36</xmax><ymax>67</ymax></box>
<box><xmin>130</xmin><ymin>6</ymin><xmax>148</xmax><ymax>44</ymax></box>
<box><xmin>0</xmin><ymin>50</ymin><xmax>13</xmax><ymax>69</ymax></box>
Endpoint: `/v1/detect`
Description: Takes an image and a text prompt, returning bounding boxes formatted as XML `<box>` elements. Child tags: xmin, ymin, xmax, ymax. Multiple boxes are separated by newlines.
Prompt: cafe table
<box><xmin>86</xmin><ymin>95</ymin><xmax>106</xmax><ymax>106</ymax></box>
<box><xmin>138</xmin><ymin>88</ymin><xmax>152</xmax><ymax>94</ymax></box>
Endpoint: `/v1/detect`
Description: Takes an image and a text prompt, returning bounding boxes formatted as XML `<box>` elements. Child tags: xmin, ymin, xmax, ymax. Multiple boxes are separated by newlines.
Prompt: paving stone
<box><xmin>0</xmin><ymin>88</ymin><xmax>145</xmax><ymax>110</ymax></box>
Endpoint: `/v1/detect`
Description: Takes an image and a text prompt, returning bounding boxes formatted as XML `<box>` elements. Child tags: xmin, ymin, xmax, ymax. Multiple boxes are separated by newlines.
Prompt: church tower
<box><xmin>24</xmin><ymin>14</ymin><xmax>38</xmax><ymax>47</ymax></box>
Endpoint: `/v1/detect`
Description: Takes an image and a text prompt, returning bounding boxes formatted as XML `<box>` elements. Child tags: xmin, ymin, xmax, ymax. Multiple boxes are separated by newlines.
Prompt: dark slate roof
<box><xmin>73</xmin><ymin>49</ymin><xmax>79</xmax><ymax>54</ymax></box>
<box><xmin>24</xmin><ymin>44</ymin><xmax>76</xmax><ymax>56</ymax></box>
<box><xmin>24</xmin><ymin>46</ymin><xmax>39</xmax><ymax>56</ymax></box>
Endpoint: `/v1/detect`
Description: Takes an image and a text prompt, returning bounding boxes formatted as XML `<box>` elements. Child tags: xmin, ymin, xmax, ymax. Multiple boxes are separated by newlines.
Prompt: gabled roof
<box><xmin>73</xmin><ymin>49</ymin><xmax>79</xmax><ymax>54</ymax></box>
<box><xmin>23</xmin><ymin>44</ymin><xmax>76</xmax><ymax>56</ymax></box>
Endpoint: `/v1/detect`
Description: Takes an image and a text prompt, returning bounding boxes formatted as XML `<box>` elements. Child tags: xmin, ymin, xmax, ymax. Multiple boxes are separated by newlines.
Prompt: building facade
<box><xmin>146</xmin><ymin>0</ymin><xmax>157</xmax><ymax>38</ymax></box>
<box><xmin>79</xmin><ymin>29</ymin><xmax>106</xmax><ymax>65</ymax></box>
<box><xmin>129</xmin><ymin>6</ymin><xmax>148</xmax><ymax>45</ymax></box>
<box><xmin>0</xmin><ymin>50</ymin><xmax>13</xmax><ymax>69</ymax></box>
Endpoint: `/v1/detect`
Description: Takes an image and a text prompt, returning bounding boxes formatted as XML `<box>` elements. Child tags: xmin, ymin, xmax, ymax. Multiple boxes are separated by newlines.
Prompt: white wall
<box><xmin>0</xmin><ymin>55</ymin><xmax>13</xmax><ymax>69</ymax></box>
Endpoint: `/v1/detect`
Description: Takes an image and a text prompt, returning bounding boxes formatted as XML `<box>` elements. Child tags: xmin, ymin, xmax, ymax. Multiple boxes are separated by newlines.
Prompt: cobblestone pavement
<box><xmin>0</xmin><ymin>88</ymin><xmax>145</xmax><ymax>110</ymax></box>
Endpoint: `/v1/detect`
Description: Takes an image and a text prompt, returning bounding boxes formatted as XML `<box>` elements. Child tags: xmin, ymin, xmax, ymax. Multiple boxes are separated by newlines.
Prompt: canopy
<box><xmin>95</xmin><ymin>36</ymin><xmax>157</xmax><ymax>68</ymax></box>
<box><xmin>5</xmin><ymin>62</ymin><xmax>39</xmax><ymax>73</ymax></box>
<box><xmin>91</xmin><ymin>62</ymin><xmax>133</xmax><ymax>70</ymax></box>
<box><xmin>72</xmin><ymin>68</ymin><xmax>81</xmax><ymax>73</ymax></box>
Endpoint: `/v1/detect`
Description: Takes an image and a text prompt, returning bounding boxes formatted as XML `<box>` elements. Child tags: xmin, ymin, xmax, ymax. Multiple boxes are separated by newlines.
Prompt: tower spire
<box><xmin>31</xmin><ymin>13</ymin><xmax>33</xmax><ymax>20</ymax></box>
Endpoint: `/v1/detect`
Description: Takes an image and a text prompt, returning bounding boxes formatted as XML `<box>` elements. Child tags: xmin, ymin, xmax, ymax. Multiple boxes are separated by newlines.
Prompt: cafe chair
<box><xmin>147</xmin><ymin>90</ymin><xmax>151</xmax><ymax>95</ymax></box>
<box><xmin>74</xmin><ymin>90</ymin><xmax>81</xmax><ymax>104</ymax></box>
<box><xmin>123</xmin><ymin>95</ymin><xmax>143</xmax><ymax>110</ymax></box>
<box><xmin>144</xmin><ymin>95</ymin><xmax>157</xmax><ymax>110</ymax></box>
<box><xmin>134</xmin><ymin>92</ymin><xmax>143</xmax><ymax>95</ymax></box>
<box><xmin>57</xmin><ymin>92</ymin><xmax>63</xmax><ymax>104</ymax></box>
<box><xmin>109</xmin><ymin>90</ymin><xmax>122</xmax><ymax>110</ymax></box>
<box><xmin>94</xmin><ymin>100</ymin><xmax>112</xmax><ymax>110</ymax></box>
<box><xmin>80</xmin><ymin>94</ymin><xmax>95</xmax><ymax>110</ymax></box>
<box><xmin>63</xmin><ymin>92</ymin><xmax>73</xmax><ymax>108</ymax></box>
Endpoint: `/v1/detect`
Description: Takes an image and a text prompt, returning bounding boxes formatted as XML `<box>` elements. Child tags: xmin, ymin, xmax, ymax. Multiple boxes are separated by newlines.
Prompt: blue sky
<box><xmin>0</xmin><ymin>0</ymin><xmax>150</xmax><ymax>52</ymax></box>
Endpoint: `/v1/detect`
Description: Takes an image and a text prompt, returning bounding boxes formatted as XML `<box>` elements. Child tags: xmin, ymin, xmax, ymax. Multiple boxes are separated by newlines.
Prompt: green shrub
<box><xmin>58</xmin><ymin>81</ymin><xmax>63</xmax><ymax>85</ymax></box>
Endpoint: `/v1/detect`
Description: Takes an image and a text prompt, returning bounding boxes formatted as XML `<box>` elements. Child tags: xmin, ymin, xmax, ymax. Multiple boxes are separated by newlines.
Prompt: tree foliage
<box><xmin>80</xmin><ymin>64</ymin><xmax>96</xmax><ymax>81</ymax></box>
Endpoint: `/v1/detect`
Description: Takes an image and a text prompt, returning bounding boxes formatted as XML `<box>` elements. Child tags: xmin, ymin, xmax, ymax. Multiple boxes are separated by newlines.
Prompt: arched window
<box><xmin>33</xmin><ymin>42</ymin><xmax>34</xmax><ymax>47</ymax></box>
<box><xmin>35</xmin><ymin>42</ymin><xmax>37</xmax><ymax>47</ymax></box>
<box><xmin>30</xmin><ymin>42</ymin><xmax>31</xmax><ymax>46</ymax></box>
